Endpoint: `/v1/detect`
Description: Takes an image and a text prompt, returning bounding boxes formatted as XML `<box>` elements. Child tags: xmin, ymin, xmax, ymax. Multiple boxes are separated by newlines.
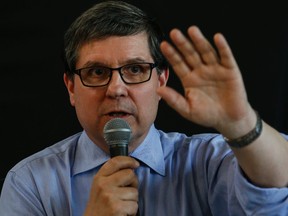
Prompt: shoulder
<box><xmin>10</xmin><ymin>132</ymin><xmax>82</xmax><ymax>173</ymax></box>
<box><xmin>158</xmin><ymin>130</ymin><xmax>233</xmax><ymax>161</ymax></box>
<box><xmin>158</xmin><ymin>130</ymin><xmax>227</xmax><ymax>149</ymax></box>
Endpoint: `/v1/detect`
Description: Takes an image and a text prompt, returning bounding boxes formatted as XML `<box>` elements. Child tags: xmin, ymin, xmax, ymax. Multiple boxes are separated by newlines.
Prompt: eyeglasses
<box><xmin>72</xmin><ymin>62</ymin><xmax>158</xmax><ymax>87</ymax></box>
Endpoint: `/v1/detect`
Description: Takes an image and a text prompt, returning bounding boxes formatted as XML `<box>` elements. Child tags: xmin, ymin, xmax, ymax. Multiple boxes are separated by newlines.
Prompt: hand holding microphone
<box><xmin>84</xmin><ymin>118</ymin><xmax>139</xmax><ymax>216</ymax></box>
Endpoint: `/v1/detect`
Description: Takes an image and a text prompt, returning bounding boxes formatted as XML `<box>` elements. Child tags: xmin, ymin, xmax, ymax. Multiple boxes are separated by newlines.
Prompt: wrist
<box><xmin>223</xmin><ymin>111</ymin><xmax>263</xmax><ymax>148</ymax></box>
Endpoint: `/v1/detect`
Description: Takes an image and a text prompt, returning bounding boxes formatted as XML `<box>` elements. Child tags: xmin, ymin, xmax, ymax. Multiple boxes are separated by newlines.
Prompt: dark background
<box><xmin>1</xmin><ymin>1</ymin><xmax>288</xmax><ymax>191</ymax></box>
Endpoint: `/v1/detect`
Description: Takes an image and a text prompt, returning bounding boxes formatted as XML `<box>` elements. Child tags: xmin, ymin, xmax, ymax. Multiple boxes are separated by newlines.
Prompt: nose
<box><xmin>106</xmin><ymin>70</ymin><xmax>128</xmax><ymax>98</ymax></box>
<box><xmin>110</xmin><ymin>70</ymin><xmax>124</xmax><ymax>84</ymax></box>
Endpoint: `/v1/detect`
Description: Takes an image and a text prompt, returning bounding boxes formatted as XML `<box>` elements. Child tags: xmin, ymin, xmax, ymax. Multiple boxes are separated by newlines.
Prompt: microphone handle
<box><xmin>109</xmin><ymin>144</ymin><xmax>128</xmax><ymax>157</ymax></box>
<box><xmin>109</xmin><ymin>142</ymin><xmax>139</xmax><ymax>215</ymax></box>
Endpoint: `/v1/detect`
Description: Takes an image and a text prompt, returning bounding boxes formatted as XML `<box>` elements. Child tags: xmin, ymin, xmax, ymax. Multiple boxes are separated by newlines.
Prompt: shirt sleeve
<box><xmin>233</xmin><ymin>165</ymin><xmax>288</xmax><ymax>215</ymax></box>
<box><xmin>0</xmin><ymin>171</ymin><xmax>46</xmax><ymax>216</ymax></box>
<box><xmin>204</xmin><ymin>134</ymin><xmax>288</xmax><ymax>215</ymax></box>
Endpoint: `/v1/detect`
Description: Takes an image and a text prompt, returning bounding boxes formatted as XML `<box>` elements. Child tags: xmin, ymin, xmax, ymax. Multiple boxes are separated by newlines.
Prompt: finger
<box><xmin>91</xmin><ymin>169</ymin><xmax>138</xmax><ymax>199</ymax></box>
<box><xmin>90</xmin><ymin>169</ymin><xmax>139</xmax><ymax>207</ymax></box>
<box><xmin>187</xmin><ymin>25</ymin><xmax>219</xmax><ymax>65</ymax></box>
<box><xmin>169</xmin><ymin>28</ymin><xmax>203</xmax><ymax>68</ymax></box>
<box><xmin>112</xmin><ymin>168</ymin><xmax>139</xmax><ymax>188</ymax></box>
<box><xmin>123</xmin><ymin>201</ymin><xmax>139</xmax><ymax>216</ymax></box>
<box><xmin>115</xmin><ymin>186</ymin><xmax>139</xmax><ymax>202</ymax></box>
<box><xmin>112</xmin><ymin>200</ymin><xmax>139</xmax><ymax>216</ymax></box>
<box><xmin>157</xmin><ymin>86</ymin><xmax>190</xmax><ymax>119</ymax></box>
<box><xmin>160</xmin><ymin>40</ymin><xmax>192</xmax><ymax>80</ymax></box>
<box><xmin>102</xmin><ymin>171</ymin><xmax>139</xmax><ymax>214</ymax></box>
<box><xmin>99</xmin><ymin>156</ymin><xmax>139</xmax><ymax>176</ymax></box>
<box><xmin>213</xmin><ymin>32</ymin><xmax>238</xmax><ymax>69</ymax></box>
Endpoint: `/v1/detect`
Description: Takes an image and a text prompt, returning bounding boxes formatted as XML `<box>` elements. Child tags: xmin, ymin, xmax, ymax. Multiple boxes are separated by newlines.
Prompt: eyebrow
<box><xmin>79</xmin><ymin>58</ymin><xmax>152</xmax><ymax>69</ymax></box>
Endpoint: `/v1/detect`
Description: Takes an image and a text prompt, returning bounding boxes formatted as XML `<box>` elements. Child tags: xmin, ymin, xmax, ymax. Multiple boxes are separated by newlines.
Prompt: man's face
<box><xmin>64</xmin><ymin>32</ymin><xmax>168</xmax><ymax>152</ymax></box>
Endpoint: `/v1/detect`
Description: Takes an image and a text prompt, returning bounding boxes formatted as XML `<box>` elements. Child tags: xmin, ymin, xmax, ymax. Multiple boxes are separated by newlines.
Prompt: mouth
<box><xmin>108</xmin><ymin>112</ymin><xmax>130</xmax><ymax>117</ymax></box>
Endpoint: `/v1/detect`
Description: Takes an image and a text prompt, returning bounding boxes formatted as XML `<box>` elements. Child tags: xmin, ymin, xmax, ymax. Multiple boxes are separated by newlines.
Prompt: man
<box><xmin>1</xmin><ymin>1</ymin><xmax>288</xmax><ymax>215</ymax></box>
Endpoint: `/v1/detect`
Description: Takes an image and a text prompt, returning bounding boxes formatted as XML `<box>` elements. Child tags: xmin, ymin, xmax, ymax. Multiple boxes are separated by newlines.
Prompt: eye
<box><xmin>124</xmin><ymin>64</ymin><xmax>145</xmax><ymax>74</ymax></box>
<box><xmin>83</xmin><ymin>67</ymin><xmax>110</xmax><ymax>77</ymax></box>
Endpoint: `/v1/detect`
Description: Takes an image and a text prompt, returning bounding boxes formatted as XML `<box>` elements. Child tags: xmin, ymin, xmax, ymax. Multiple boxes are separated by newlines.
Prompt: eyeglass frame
<box><xmin>71</xmin><ymin>62</ymin><xmax>158</xmax><ymax>87</ymax></box>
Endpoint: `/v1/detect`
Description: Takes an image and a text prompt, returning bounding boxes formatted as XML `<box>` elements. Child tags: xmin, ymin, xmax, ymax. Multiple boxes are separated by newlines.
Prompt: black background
<box><xmin>1</xmin><ymin>0</ymin><xmax>288</xmax><ymax>190</ymax></box>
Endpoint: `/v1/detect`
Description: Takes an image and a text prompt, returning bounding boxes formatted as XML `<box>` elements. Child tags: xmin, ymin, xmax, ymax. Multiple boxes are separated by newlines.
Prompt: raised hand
<box><xmin>158</xmin><ymin>25</ymin><xmax>252</xmax><ymax>134</ymax></box>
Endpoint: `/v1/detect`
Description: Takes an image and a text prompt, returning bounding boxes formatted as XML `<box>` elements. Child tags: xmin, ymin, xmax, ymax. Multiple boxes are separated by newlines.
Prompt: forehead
<box><xmin>77</xmin><ymin>32</ymin><xmax>152</xmax><ymax>67</ymax></box>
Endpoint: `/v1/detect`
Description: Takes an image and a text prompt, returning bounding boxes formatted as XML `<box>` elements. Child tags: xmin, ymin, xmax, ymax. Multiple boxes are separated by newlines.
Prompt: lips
<box><xmin>103</xmin><ymin>102</ymin><xmax>134</xmax><ymax>118</ymax></box>
<box><xmin>108</xmin><ymin>112</ymin><xmax>129</xmax><ymax>117</ymax></box>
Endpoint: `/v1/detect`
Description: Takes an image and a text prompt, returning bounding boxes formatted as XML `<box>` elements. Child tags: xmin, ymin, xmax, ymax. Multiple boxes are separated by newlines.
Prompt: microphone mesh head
<box><xmin>103</xmin><ymin>118</ymin><xmax>131</xmax><ymax>146</ymax></box>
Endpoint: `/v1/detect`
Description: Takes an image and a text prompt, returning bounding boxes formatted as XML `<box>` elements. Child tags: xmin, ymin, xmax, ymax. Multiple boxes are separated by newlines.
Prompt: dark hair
<box><xmin>63</xmin><ymin>0</ymin><xmax>168</xmax><ymax>77</ymax></box>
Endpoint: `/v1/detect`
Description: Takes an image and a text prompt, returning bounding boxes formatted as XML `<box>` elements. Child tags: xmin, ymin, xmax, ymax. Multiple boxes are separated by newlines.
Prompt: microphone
<box><xmin>103</xmin><ymin>118</ymin><xmax>132</xmax><ymax>157</ymax></box>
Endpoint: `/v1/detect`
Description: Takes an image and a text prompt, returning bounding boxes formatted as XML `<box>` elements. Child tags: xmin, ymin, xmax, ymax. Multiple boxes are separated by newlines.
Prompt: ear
<box><xmin>158</xmin><ymin>68</ymin><xmax>169</xmax><ymax>87</ymax></box>
<box><xmin>63</xmin><ymin>73</ymin><xmax>76</xmax><ymax>106</ymax></box>
<box><xmin>157</xmin><ymin>68</ymin><xmax>169</xmax><ymax>101</ymax></box>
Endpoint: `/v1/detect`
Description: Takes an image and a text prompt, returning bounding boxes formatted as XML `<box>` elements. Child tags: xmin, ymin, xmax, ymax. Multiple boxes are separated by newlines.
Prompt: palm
<box><xmin>158</xmin><ymin>26</ymin><xmax>248</xmax><ymax>130</ymax></box>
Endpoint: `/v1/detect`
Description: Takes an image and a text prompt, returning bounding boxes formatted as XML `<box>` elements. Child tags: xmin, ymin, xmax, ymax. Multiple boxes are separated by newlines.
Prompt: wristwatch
<box><xmin>223</xmin><ymin>111</ymin><xmax>263</xmax><ymax>148</ymax></box>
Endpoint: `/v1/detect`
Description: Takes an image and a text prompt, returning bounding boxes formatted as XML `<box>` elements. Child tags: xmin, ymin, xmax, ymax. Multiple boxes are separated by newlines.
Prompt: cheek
<box><xmin>73</xmin><ymin>88</ymin><xmax>104</xmax><ymax>130</ymax></box>
<box><xmin>74</xmin><ymin>89</ymin><xmax>100</xmax><ymax>110</ymax></box>
<box><xmin>67</xmin><ymin>78</ymin><xmax>85</xmax><ymax>107</ymax></box>
<box><xmin>136</xmin><ymin>85</ymin><xmax>160</xmax><ymax>116</ymax></box>
<box><xmin>71</xmin><ymin>83</ymin><xmax>100</xmax><ymax>114</ymax></box>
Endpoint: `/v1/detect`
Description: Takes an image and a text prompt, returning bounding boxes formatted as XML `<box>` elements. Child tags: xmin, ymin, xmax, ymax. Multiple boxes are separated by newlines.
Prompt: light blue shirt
<box><xmin>1</xmin><ymin>124</ymin><xmax>288</xmax><ymax>215</ymax></box>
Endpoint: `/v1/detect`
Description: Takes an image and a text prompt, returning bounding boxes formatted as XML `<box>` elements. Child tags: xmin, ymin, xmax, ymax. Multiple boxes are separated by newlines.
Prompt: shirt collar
<box><xmin>72</xmin><ymin>124</ymin><xmax>165</xmax><ymax>176</ymax></box>
<box><xmin>72</xmin><ymin>131</ymin><xmax>109</xmax><ymax>176</ymax></box>
<box><xmin>130</xmin><ymin>125</ymin><xmax>165</xmax><ymax>176</ymax></box>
